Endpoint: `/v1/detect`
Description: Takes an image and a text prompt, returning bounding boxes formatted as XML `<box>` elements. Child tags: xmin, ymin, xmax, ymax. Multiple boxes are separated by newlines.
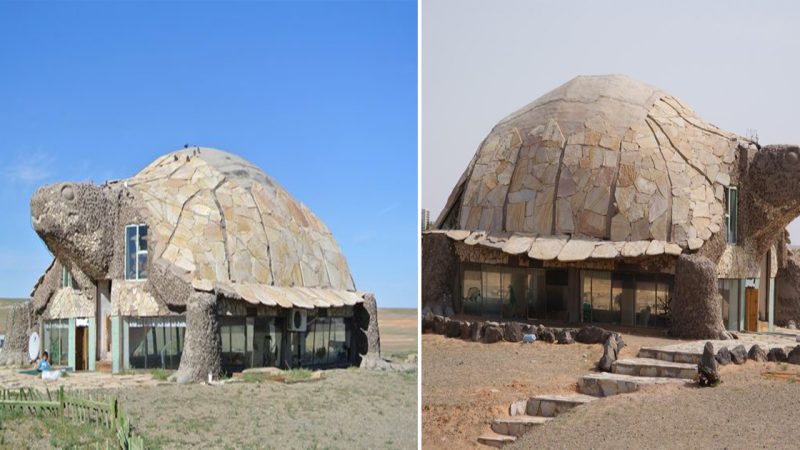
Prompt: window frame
<box><xmin>61</xmin><ymin>264</ymin><xmax>73</xmax><ymax>288</ymax></box>
<box><xmin>124</xmin><ymin>224</ymin><xmax>149</xmax><ymax>280</ymax></box>
<box><xmin>725</xmin><ymin>186</ymin><xmax>738</xmax><ymax>244</ymax></box>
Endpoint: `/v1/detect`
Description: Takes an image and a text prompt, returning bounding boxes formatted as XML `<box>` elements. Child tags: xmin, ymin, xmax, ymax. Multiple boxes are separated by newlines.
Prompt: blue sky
<box><xmin>0</xmin><ymin>1</ymin><xmax>418</xmax><ymax>308</ymax></box>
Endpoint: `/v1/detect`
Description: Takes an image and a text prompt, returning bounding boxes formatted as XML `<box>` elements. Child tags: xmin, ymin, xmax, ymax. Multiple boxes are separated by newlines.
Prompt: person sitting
<box><xmin>36</xmin><ymin>351</ymin><xmax>50</xmax><ymax>372</ymax></box>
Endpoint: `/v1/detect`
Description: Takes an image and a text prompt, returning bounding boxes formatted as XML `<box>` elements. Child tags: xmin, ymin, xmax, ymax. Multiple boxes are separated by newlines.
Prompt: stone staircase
<box><xmin>477</xmin><ymin>347</ymin><xmax>698</xmax><ymax>447</ymax></box>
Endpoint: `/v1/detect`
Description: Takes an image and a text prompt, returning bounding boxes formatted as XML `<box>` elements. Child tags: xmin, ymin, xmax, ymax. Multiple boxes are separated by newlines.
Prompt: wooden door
<box><xmin>745</xmin><ymin>287</ymin><xmax>759</xmax><ymax>332</ymax></box>
<box><xmin>75</xmin><ymin>327</ymin><xmax>88</xmax><ymax>371</ymax></box>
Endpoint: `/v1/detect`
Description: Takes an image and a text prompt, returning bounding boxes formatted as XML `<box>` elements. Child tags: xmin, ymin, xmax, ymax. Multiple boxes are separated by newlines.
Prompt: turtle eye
<box><xmin>785</xmin><ymin>149</ymin><xmax>800</xmax><ymax>167</ymax></box>
<box><xmin>61</xmin><ymin>185</ymin><xmax>75</xmax><ymax>202</ymax></box>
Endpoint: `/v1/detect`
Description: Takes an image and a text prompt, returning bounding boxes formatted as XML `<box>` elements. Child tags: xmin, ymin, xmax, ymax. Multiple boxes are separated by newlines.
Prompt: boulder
<box><xmin>698</xmin><ymin>342</ymin><xmax>720</xmax><ymax>387</ymax></box>
<box><xmin>460</xmin><ymin>321</ymin><xmax>472</xmax><ymax>340</ymax></box>
<box><xmin>504</xmin><ymin>322</ymin><xmax>524</xmax><ymax>342</ymax></box>
<box><xmin>787</xmin><ymin>346</ymin><xmax>800</xmax><ymax>364</ymax></box>
<box><xmin>767</xmin><ymin>347</ymin><xmax>788</xmax><ymax>362</ymax></box>
<box><xmin>483</xmin><ymin>325</ymin><xmax>504</xmax><ymax>343</ymax></box>
<box><xmin>432</xmin><ymin>304</ymin><xmax>444</xmax><ymax>316</ymax></box>
<box><xmin>556</xmin><ymin>329</ymin><xmax>574</xmax><ymax>344</ymax></box>
<box><xmin>538</xmin><ymin>327</ymin><xmax>556</xmax><ymax>343</ymax></box>
<box><xmin>597</xmin><ymin>334</ymin><xmax>619</xmax><ymax>372</ymax></box>
<box><xmin>729</xmin><ymin>345</ymin><xmax>747</xmax><ymax>365</ymax></box>
<box><xmin>470</xmin><ymin>321</ymin><xmax>484</xmax><ymax>342</ymax></box>
<box><xmin>445</xmin><ymin>319</ymin><xmax>463</xmax><ymax>338</ymax></box>
<box><xmin>788</xmin><ymin>320</ymin><xmax>798</xmax><ymax>330</ymax></box>
<box><xmin>432</xmin><ymin>315</ymin><xmax>446</xmax><ymax>335</ymax></box>
<box><xmin>575</xmin><ymin>326</ymin><xmax>610</xmax><ymax>344</ymax></box>
<box><xmin>421</xmin><ymin>310</ymin><xmax>434</xmax><ymax>333</ymax></box>
<box><xmin>748</xmin><ymin>344</ymin><xmax>768</xmax><ymax>362</ymax></box>
<box><xmin>715</xmin><ymin>347</ymin><xmax>732</xmax><ymax>365</ymax></box>
<box><xmin>444</xmin><ymin>305</ymin><xmax>456</xmax><ymax>318</ymax></box>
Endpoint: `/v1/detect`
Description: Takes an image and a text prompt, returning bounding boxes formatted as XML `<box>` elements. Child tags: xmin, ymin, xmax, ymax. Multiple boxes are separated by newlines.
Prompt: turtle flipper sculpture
<box><xmin>24</xmin><ymin>148</ymin><xmax>378</xmax><ymax>381</ymax></box>
<box><xmin>425</xmin><ymin>74</ymin><xmax>799</xmax><ymax>338</ymax></box>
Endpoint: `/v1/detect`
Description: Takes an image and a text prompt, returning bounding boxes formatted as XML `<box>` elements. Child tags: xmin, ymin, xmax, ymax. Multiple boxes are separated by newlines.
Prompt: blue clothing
<box><xmin>36</xmin><ymin>359</ymin><xmax>50</xmax><ymax>372</ymax></box>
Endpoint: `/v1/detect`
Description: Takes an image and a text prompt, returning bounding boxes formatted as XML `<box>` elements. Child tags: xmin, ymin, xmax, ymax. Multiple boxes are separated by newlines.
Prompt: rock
<box><xmin>504</xmin><ymin>322</ymin><xmax>524</xmax><ymax>342</ymax></box>
<box><xmin>597</xmin><ymin>334</ymin><xmax>618</xmax><ymax>372</ymax></box>
<box><xmin>575</xmin><ymin>326</ymin><xmax>611</xmax><ymax>344</ymax></box>
<box><xmin>421</xmin><ymin>306</ymin><xmax>431</xmax><ymax>317</ymax></box>
<box><xmin>788</xmin><ymin>346</ymin><xmax>800</xmax><ymax>364</ymax></box>
<box><xmin>470</xmin><ymin>321</ymin><xmax>484</xmax><ymax>341</ymax></box>
<box><xmin>729</xmin><ymin>345</ymin><xmax>747</xmax><ymax>365</ymax></box>
<box><xmin>483</xmin><ymin>325</ymin><xmax>504</xmax><ymax>343</ymax></box>
<box><xmin>444</xmin><ymin>305</ymin><xmax>455</xmax><ymax>318</ymax></box>
<box><xmin>432</xmin><ymin>304</ymin><xmax>444</xmax><ymax>316</ymax></box>
<box><xmin>445</xmin><ymin>319</ymin><xmax>462</xmax><ymax>338</ymax></box>
<box><xmin>556</xmin><ymin>329</ymin><xmax>574</xmax><ymax>344</ymax></box>
<box><xmin>432</xmin><ymin>315</ymin><xmax>446</xmax><ymax>335</ymax></box>
<box><xmin>715</xmin><ymin>347</ymin><xmax>732</xmax><ymax>365</ymax></box>
<box><xmin>460</xmin><ymin>321</ymin><xmax>472</xmax><ymax>340</ymax></box>
<box><xmin>698</xmin><ymin>342</ymin><xmax>720</xmax><ymax>387</ymax></box>
<box><xmin>421</xmin><ymin>310</ymin><xmax>434</xmax><ymax>333</ymax></box>
<box><xmin>788</xmin><ymin>320</ymin><xmax>798</xmax><ymax>330</ymax></box>
<box><xmin>521</xmin><ymin>324</ymin><xmax>536</xmax><ymax>335</ymax></box>
<box><xmin>538</xmin><ymin>327</ymin><xmax>556</xmax><ymax>343</ymax></box>
<box><xmin>767</xmin><ymin>347</ymin><xmax>788</xmax><ymax>362</ymax></box>
<box><xmin>671</xmin><ymin>254</ymin><xmax>730</xmax><ymax>339</ymax></box>
<box><xmin>748</xmin><ymin>344</ymin><xmax>767</xmax><ymax>362</ymax></box>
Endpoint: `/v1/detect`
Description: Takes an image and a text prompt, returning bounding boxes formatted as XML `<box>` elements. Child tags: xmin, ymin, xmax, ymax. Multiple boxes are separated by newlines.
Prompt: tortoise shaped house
<box><xmin>4</xmin><ymin>148</ymin><xmax>380</xmax><ymax>383</ymax></box>
<box><xmin>423</xmin><ymin>74</ymin><xmax>800</xmax><ymax>339</ymax></box>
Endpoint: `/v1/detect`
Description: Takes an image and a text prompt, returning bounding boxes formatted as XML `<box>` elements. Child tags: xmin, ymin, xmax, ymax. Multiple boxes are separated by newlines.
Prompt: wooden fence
<box><xmin>0</xmin><ymin>386</ymin><xmax>145</xmax><ymax>449</ymax></box>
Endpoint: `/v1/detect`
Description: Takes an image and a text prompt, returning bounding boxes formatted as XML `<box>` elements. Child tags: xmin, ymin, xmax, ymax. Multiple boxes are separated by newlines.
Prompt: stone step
<box><xmin>612</xmin><ymin>357</ymin><xmax>697</xmax><ymax>379</ymax></box>
<box><xmin>477</xmin><ymin>432</ymin><xmax>516</xmax><ymax>448</ymax></box>
<box><xmin>578</xmin><ymin>372</ymin><xmax>689</xmax><ymax>397</ymax></box>
<box><xmin>638</xmin><ymin>346</ymin><xmax>701</xmax><ymax>364</ymax></box>
<box><xmin>525</xmin><ymin>393</ymin><xmax>597</xmax><ymax>417</ymax></box>
<box><xmin>491</xmin><ymin>416</ymin><xmax>552</xmax><ymax>437</ymax></box>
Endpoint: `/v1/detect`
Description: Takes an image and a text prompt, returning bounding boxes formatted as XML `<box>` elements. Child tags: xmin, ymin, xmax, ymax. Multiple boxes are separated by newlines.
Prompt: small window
<box><xmin>61</xmin><ymin>265</ymin><xmax>73</xmax><ymax>288</ymax></box>
<box><xmin>125</xmin><ymin>224</ymin><xmax>149</xmax><ymax>280</ymax></box>
<box><xmin>725</xmin><ymin>187</ymin><xmax>738</xmax><ymax>244</ymax></box>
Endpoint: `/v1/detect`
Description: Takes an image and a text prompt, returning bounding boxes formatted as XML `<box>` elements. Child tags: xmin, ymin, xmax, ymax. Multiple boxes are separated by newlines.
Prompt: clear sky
<box><xmin>422</xmin><ymin>0</ymin><xmax>800</xmax><ymax>238</ymax></box>
<box><xmin>0</xmin><ymin>1</ymin><xmax>418</xmax><ymax>308</ymax></box>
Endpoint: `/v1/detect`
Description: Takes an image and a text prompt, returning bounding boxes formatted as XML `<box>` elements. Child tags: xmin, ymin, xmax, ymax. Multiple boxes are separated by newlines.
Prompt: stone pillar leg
<box><xmin>173</xmin><ymin>292</ymin><xmax>221</xmax><ymax>384</ymax></box>
<box><xmin>670</xmin><ymin>254</ymin><xmax>731</xmax><ymax>340</ymax></box>
<box><xmin>355</xmin><ymin>293</ymin><xmax>381</xmax><ymax>367</ymax></box>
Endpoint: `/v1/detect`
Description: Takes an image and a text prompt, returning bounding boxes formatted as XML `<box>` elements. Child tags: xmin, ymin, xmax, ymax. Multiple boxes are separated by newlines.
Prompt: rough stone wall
<box><xmin>31</xmin><ymin>259</ymin><xmax>61</xmax><ymax>313</ymax></box>
<box><xmin>0</xmin><ymin>302</ymin><xmax>35</xmax><ymax>366</ymax></box>
<box><xmin>354</xmin><ymin>293</ymin><xmax>381</xmax><ymax>361</ymax></box>
<box><xmin>31</xmin><ymin>183</ymin><xmax>115</xmax><ymax>280</ymax></box>
<box><xmin>671</xmin><ymin>254</ymin><xmax>730</xmax><ymax>339</ymax></box>
<box><xmin>172</xmin><ymin>292</ymin><xmax>221</xmax><ymax>383</ymax></box>
<box><xmin>776</xmin><ymin>249</ymin><xmax>800</xmax><ymax>326</ymax></box>
<box><xmin>421</xmin><ymin>234</ymin><xmax>457</xmax><ymax>310</ymax></box>
<box><xmin>111</xmin><ymin>280</ymin><xmax>169</xmax><ymax>316</ymax></box>
<box><xmin>741</xmin><ymin>145</ymin><xmax>800</xmax><ymax>255</ymax></box>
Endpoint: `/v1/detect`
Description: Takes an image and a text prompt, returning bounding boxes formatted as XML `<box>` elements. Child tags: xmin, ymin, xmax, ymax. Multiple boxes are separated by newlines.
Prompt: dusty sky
<box><xmin>422</xmin><ymin>0</ymin><xmax>800</xmax><ymax>238</ymax></box>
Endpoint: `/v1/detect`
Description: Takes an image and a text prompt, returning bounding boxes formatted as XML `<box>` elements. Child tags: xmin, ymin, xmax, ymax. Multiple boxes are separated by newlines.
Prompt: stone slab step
<box><xmin>477</xmin><ymin>432</ymin><xmax>516</xmax><ymax>448</ymax></box>
<box><xmin>612</xmin><ymin>357</ymin><xmax>697</xmax><ymax>379</ymax></box>
<box><xmin>638</xmin><ymin>346</ymin><xmax>701</xmax><ymax>364</ymax></box>
<box><xmin>578</xmin><ymin>372</ymin><xmax>689</xmax><ymax>397</ymax></box>
<box><xmin>525</xmin><ymin>393</ymin><xmax>597</xmax><ymax>417</ymax></box>
<box><xmin>491</xmin><ymin>416</ymin><xmax>552</xmax><ymax>437</ymax></box>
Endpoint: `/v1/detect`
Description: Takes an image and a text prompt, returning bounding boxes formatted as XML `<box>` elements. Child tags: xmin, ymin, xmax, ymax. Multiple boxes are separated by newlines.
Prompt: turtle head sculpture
<box><xmin>743</xmin><ymin>145</ymin><xmax>800</xmax><ymax>247</ymax></box>
<box><xmin>30</xmin><ymin>182</ymin><xmax>114</xmax><ymax>279</ymax></box>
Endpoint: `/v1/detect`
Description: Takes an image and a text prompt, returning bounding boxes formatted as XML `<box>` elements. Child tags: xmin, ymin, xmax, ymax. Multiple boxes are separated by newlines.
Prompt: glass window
<box><xmin>545</xmin><ymin>269</ymin><xmax>569</xmax><ymax>321</ymax></box>
<box><xmin>482</xmin><ymin>270</ymin><xmax>504</xmax><ymax>317</ymax></box>
<box><xmin>125</xmin><ymin>316</ymin><xmax>185</xmax><ymax>370</ymax></box>
<box><xmin>582</xmin><ymin>271</ymin><xmax>616</xmax><ymax>324</ymax></box>
<box><xmin>462</xmin><ymin>270</ymin><xmax>482</xmax><ymax>316</ymax></box>
<box><xmin>635</xmin><ymin>276</ymin><xmax>657</xmax><ymax>327</ymax></box>
<box><xmin>527</xmin><ymin>269</ymin><xmax>546</xmax><ymax>319</ymax></box>
<box><xmin>506</xmin><ymin>271</ymin><xmax>527</xmax><ymax>320</ymax></box>
<box><xmin>655</xmin><ymin>279</ymin><xmax>671</xmax><ymax>327</ymax></box>
<box><xmin>125</xmin><ymin>224</ymin><xmax>149</xmax><ymax>280</ymax></box>
<box><xmin>613</xmin><ymin>273</ymin><xmax>636</xmax><ymax>326</ymax></box>
<box><xmin>44</xmin><ymin>319</ymin><xmax>69</xmax><ymax>366</ymax></box>
<box><xmin>220</xmin><ymin>316</ymin><xmax>247</xmax><ymax>371</ymax></box>
<box><xmin>61</xmin><ymin>265</ymin><xmax>73</xmax><ymax>288</ymax></box>
<box><xmin>725</xmin><ymin>187</ymin><xmax>738</xmax><ymax>244</ymax></box>
<box><xmin>718</xmin><ymin>279</ymin><xmax>740</xmax><ymax>330</ymax></box>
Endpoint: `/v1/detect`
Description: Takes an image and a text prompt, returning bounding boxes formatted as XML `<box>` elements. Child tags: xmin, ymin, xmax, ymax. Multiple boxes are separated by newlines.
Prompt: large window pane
<box><xmin>506</xmin><ymin>271</ymin><xmax>527</xmax><ymax>319</ymax></box>
<box><xmin>528</xmin><ymin>270</ymin><xmax>546</xmax><ymax>319</ymax></box>
<box><xmin>125</xmin><ymin>226</ymin><xmax>137</xmax><ymax>280</ymax></box>
<box><xmin>636</xmin><ymin>276</ymin><xmax>657</xmax><ymax>327</ymax></box>
<box><xmin>482</xmin><ymin>270</ymin><xmax>503</xmax><ymax>317</ymax></box>
<box><xmin>613</xmin><ymin>274</ymin><xmax>636</xmax><ymax>326</ymax></box>
<box><xmin>545</xmin><ymin>269</ymin><xmax>568</xmax><ymax>321</ymax></box>
<box><xmin>462</xmin><ymin>270</ymin><xmax>482</xmax><ymax>316</ymax></box>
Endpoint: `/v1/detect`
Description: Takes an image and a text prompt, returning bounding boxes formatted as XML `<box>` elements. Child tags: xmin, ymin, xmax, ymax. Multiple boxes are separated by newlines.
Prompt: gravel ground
<box><xmin>512</xmin><ymin>362</ymin><xmax>800</xmax><ymax>449</ymax></box>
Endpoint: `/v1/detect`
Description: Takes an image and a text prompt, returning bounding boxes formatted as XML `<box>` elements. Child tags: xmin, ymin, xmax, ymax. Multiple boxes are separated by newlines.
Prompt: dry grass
<box><xmin>378</xmin><ymin>308</ymin><xmax>418</xmax><ymax>359</ymax></box>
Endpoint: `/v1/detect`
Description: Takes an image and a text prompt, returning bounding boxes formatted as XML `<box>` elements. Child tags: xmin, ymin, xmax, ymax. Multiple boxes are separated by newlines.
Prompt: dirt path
<box><xmin>512</xmin><ymin>362</ymin><xmax>800</xmax><ymax>449</ymax></box>
<box><xmin>421</xmin><ymin>331</ymin><xmax>686</xmax><ymax>449</ymax></box>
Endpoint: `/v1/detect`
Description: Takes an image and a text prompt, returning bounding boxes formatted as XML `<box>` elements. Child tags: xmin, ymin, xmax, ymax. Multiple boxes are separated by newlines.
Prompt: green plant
<box><xmin>151</xmin><ymin>368</ymin><xmax>173</xmax><ymax>381</ymax></box>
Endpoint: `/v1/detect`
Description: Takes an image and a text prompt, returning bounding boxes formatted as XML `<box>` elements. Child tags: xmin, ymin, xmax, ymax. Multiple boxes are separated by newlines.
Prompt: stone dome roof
<box><xmin>438</xmin><ymin>74</ymin><xmax>743</xmax><ymax>250</ymax></box>
<box><xmin>125</xmin><ymin>147</ymin><xmax>355</xmax><ymax>291</ymax></box>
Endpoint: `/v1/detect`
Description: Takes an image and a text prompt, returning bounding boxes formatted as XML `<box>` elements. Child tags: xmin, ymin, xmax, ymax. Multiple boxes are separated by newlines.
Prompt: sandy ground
<box><xmin>378</xmin><ymin>308</ymin><xmax>418</xmax><ymax>358</ymax></box>
<box><xmin>421</xmin><ymin>330</ymin><xmax>689</xmax><ymax>450</ymax></box>
<box><xmin>512</xmin><ymin>362</ymin><xmax>800</xmax><ymax>449</ymax></box>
